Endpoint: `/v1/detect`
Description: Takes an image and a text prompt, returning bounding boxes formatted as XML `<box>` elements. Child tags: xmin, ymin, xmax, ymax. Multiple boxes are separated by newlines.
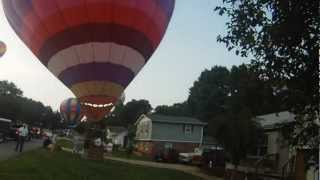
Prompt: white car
<box><xmin>179</xmin><ymin>147</ymin><xmax>202</xmax><ymax>164</ymax></box>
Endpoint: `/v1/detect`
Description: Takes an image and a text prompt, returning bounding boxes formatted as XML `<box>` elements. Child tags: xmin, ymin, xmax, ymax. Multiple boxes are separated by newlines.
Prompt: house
<box><xmin>252</xmin><ymin>111</ymin><xmax>295</xmax><ymax>169</ymax></box>
<box><xmin>106</xmin><ymin>126</ymin><xmax>128</xmax><ymax>148</ymax></box>
<box><xmin>135</xmin><ymin>114</ymin><xmax>207</xmax><ymax>157</ymax></box>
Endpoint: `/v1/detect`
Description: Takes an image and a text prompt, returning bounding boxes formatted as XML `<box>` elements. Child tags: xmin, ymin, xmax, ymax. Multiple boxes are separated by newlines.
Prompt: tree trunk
<box><xmin>294</xmin><ymin>149</ymin><xmax>306</xmax><ymax>180</ymax></box>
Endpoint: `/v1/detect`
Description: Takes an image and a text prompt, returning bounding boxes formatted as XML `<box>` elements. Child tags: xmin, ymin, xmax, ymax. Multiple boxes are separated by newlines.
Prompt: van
<box><xmin>0</xmin><ymin>118</ymin><xmax>12</xmax><ymax>143</ymax></box>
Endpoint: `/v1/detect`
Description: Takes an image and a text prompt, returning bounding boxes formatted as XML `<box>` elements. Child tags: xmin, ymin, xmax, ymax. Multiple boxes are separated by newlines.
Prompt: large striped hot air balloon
<box><xmin>60</xmin><ymin>98</ymin><xmax>83</xmax><ymax>125</ymax></box>
<box><xmin>2</xmin><ymin>0</ymin><xmax>175</xmax><ymax>121</ymax></box>
<box><xmin>0</xmin><ymin>41</ymin><xmax>6</xmax><ymax>58</ymax></box>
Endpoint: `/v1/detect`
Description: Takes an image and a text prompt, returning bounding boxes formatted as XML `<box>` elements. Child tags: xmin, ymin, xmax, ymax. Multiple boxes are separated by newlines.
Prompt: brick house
<box><xmin>134</xmin><ymin>114</ymin><xmax>207</xmax><ymax>157</ymax></box>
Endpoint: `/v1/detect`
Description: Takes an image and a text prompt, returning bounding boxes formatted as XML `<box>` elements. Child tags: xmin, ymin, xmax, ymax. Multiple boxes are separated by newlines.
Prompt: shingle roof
<box><xmin>255</xmin><ymin>111</ymin><xmax>295</xmax><ymax>129</ymax></box>
<box><xmin>146</xmin><ymin>114</ymin><xmax>207</xmax><ymax>125</ymax></box>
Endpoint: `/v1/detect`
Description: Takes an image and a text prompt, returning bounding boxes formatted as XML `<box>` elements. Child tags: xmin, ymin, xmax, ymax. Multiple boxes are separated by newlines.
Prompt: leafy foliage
<box><xmin>188</xmin><ymin>65</ymin><xmax>283</xmax><ymax>121</ymax></box>
<box><xmin>0</xmin><ymin>80</ymin><xmax>61</xmax><ymax>129</ymax></box>
<box><xmin>209</xmin><ymin>107</ymin><xmax>260</xmax><ymax>166</ymax></box>
<box><xmin>215</xmin><ymin>0</ymin><xmax>319</xmax><ymax>147</ymax></box>
<box><xmin>154</xmin><ymin>101</ymin><xmax>191</xmax><ymax>116</ymax></box>
<box><xmin>104</xmin><ymin>99</ymin><xmax>152</xmax><ymax>127</ymax></box>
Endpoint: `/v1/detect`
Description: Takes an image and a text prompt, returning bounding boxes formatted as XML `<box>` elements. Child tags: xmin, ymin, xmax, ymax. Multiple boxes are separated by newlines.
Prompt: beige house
<box><xmin>254</xmin><ymin>111</ymin><xmax>295</xmax><ymax>169</ymax></box>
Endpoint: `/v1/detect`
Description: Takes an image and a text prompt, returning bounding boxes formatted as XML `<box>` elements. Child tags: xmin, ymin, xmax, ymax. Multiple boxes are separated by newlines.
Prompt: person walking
<box><xmin>15</xmin><ymin>124</ymin><xmax>28</xmax><ymax>152</ymax></box>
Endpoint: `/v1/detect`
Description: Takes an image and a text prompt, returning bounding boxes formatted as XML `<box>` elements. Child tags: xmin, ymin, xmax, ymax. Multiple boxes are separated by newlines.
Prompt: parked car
<box><xmin>179</xmin><ymin>146</ymin><xmax>225</xmax><ymax>166</ymax></box>
<box><xmin>0</xmin><ymin>132</ymin><xmax>6</xmax><ymax>143</ymax></box>
<box><xmin>201</xmin><ymin>148</ymin><xmax>226</xmax><ymax>168</ymax></box>
<box><xmin>155</xmin><ymin>148</ymin><xmax>179</xmax><ymax>163</ymax></box>
<box><xmin>179</xmin><ymin>147</ymin><xmax>203</xmax><ymax>164</ymax></box>
<box><xmin>0</xmin><ymin>118</ymin><xmax>11</xmax><ymax>143</ymax></box>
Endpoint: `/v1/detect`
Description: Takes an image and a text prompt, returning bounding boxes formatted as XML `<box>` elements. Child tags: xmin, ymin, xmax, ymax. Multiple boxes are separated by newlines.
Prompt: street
<box><xmin>0</xmin><ymin>139</ymin><xmax>42</xmax><ymax>161</ymax></box>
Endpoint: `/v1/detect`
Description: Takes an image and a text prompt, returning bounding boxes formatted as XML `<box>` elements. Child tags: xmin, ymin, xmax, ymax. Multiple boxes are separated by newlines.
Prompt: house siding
<box><xmin>151</xmin><ymin>122</ymin><xmax>202</xmax><ymax>143</ymax></box>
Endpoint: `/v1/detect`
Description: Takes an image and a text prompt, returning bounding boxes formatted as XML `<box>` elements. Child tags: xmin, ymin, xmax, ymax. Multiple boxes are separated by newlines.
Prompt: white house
<box><xmin>106</xmin><ymin>126</ymin><xmax>128</xmax><ymax>148</ymax></box>
<box><xmin>254</xmin><ymin>111</ymin><xmax>295</xmax><ymax>169</ymax></box>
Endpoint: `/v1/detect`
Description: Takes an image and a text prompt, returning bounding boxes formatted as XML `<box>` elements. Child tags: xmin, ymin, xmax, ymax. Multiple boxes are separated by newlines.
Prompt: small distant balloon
<box><xmin>0</xmin><ymin>41</ymin><xmax>6</xmax><ymax>58</ymax></box>
<box><xmin>60</xmin><ymin>98</ymin><xmax>83</xmax><ymax>125</ymax></box>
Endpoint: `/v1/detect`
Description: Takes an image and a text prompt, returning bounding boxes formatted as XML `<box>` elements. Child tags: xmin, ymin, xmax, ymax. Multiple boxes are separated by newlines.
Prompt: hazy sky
<box><xmin>0</xmin><ymin>0</ymin><xmax>247</xmax><ymax>111</ymax></box>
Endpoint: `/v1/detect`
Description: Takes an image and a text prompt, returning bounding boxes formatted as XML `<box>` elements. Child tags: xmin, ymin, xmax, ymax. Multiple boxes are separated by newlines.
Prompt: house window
<box><xmin>164</xmin><ymin>143</ymin><xmax>173</xmax><ymax>149</ymax></box>
<box><xmin>184</xmin><ymin>124</ymin><xmax>193</xmax><ymax>135</ymax></box>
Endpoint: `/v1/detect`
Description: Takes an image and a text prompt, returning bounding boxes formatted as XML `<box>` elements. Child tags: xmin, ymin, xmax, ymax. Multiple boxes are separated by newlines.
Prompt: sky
<box><xmin>0</xmin><ymin>0</ymin><xmax>247</xmax><ymax>111</ymax></box>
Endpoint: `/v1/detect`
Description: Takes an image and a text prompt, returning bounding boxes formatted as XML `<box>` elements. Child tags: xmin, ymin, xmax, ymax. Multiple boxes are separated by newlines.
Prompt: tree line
<box><xmin>0</xmin><ymin>80</ymin><xmax>62</xmax><ymax>129</ymax></box>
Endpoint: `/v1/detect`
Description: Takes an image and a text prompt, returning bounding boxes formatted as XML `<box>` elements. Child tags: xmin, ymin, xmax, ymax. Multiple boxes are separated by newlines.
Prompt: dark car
<box><xmin>154</xmin><ymin>148</ymin><xmax>179</xmax><ymax>163</ymax></box>
<box><xmin>201</xmin><ymin>148</ymin><xmax>226</xmax><ymax>168</ymax></box>
<box><xmin>0</xmin><ymin>118</ymin><xmax>12</xmax><ymax>143</ymax></box>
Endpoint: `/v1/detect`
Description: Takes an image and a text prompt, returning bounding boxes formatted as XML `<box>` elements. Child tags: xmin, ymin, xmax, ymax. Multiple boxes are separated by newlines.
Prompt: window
<box><xmin>184</xmin><ymin>124</ymin><xmax>193</xmax><ymax>135</ymax></box>
<box><xmin>164</xmin><ymin>143</ymin><xmax>173</xmax><ymax>149</ymax></box>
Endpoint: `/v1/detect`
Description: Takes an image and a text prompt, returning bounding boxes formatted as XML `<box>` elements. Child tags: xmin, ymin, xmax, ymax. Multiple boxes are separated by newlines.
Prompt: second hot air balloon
<box><xmin>2</xmin><ymin>0</ymin><xmax>175</xmax><ymax>121</ymax></box>
<box><xmin>0</xmin><ymin>41</ymin><xmax>6</xmax><ymax>58</ymax></box>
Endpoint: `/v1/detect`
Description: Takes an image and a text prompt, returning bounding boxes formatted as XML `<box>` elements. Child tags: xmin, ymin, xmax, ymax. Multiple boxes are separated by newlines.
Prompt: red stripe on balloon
<box><xmin>39</xmin><ymin>23</ymin><xmax>154</xmax><ymax>66</ymax></box>
<box><xmin>7</xmin><ymin>0</ymin><xmax>171</xmax><ymax>57</ymax></box>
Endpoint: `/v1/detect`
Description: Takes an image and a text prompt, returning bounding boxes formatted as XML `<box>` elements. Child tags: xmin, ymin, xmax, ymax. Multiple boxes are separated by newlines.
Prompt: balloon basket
<box><xmin>84</xmin><ymin>145</ymin><xmax>104</xmax><ymax>161</ymax></box>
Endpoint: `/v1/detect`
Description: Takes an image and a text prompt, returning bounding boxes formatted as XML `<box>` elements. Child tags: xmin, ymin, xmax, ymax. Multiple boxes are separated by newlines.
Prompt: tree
<box><xmin>187</xmin><ymin>65</ymin><xmax>280</xmax><ymax>122</ymax></box>
<box><xmin>210</xmin><ymin>107</ymin><xmax>260</xmax><ymax>167</ymax></box>
<box><xmin>119</xmin><ymin>99</ymin><xmax>152</xmax><ymax>125</ymax></box>
<box><xmin>187</xmin><ymin>64</ymin><xmax>283</xmax><ymax>167</ymax></box>
<box><xmin>0</xmin><ymin>80</ymin><xmax>23</xmax><ymax>97</ymax></box>
<box><xmin>154</xmin><ymin>101</ymin><xmax>191</xmax><ymax>116</ymax></box>
<box><xmin>103</xmin><ymin>99</ymin><xmax>152</xmax><ymax>127</ymax></box>
<box><xmin>215</xmin><ymin>0</ymin><xmax>319</xmax><ymax>148</ymax></box>
<box><xmin>188</xmin><ymin>66</ymin><xmax>230</xmax><ymax>121</ymax></box>
<box><xmin>0</xmin><ymin>80</ymin><xmax>59</xmax><ymax>128</ymax></box>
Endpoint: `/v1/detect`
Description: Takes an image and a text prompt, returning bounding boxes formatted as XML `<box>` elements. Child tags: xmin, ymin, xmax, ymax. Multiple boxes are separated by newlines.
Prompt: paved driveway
<box><xmin>0</xmin><ymin>139</ymin><xmax>42</xmax><ymax>161</ymax></box>
<box><xmin>104</xmin><ymin>156</ymin><xmax>223</xmax><ymax>180</ymax></box>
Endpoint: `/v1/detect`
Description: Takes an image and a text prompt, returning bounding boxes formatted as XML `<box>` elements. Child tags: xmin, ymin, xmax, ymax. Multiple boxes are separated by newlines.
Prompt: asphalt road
<box><xmin>0</xmin><ymin>139</ymin><xmax>43</xmax><ymax>161</ymax></box>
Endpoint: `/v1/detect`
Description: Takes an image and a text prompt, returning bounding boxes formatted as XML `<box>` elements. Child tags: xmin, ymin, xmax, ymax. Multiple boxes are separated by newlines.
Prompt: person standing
<box><xmin>15</xmin><ymin>124</ymin><xmax>28</xmax><ymax>152</ymax></box>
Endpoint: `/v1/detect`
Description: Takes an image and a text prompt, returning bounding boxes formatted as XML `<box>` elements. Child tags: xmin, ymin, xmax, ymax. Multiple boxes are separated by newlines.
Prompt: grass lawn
<box><xmin>55</xmin><ymin>138</ymin><xmax>74</xmax><ymax>149</ymax></box>
<box><xmin>0</xmin><ymin>149</ymin><xmax>202</xmax><ymax>180</ymax></box>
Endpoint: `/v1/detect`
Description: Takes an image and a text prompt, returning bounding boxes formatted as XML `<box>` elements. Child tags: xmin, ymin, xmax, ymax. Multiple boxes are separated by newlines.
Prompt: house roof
<box><xmin>107</xmin><ymin>126</ymin><xmax>127</xmax><ymax>133</ymax></box>
<box><xmin>145</xmin><ymin>114</ymin><xmax>207</xmax><ymax>125</ymax></box>
<box><xmin>255</xmin><ymin>111</ymin><xmax>295</xmax><ymax>129</ymax></box>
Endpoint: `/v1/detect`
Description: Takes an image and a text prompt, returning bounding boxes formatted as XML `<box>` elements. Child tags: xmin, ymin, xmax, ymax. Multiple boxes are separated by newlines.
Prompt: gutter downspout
<box><xmin>200</xmin><ymin>126</ymin><xmax>204</xmax><ymax>147</ymax></box>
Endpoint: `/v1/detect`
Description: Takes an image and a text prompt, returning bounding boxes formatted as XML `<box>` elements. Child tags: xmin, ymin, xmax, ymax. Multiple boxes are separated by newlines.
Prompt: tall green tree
<box><xmin>120</xmin><ymin>99</ymin><xmax>152</xmax><ymax>125</ymax></box>
<box><xmin>103</xmin><ymin>99</ymin><xmax>152</xmax><ymax>127</ymax></box>
<box><xmin>188</xmin><ymin>66</ymin><xmax>230</xmax><ymax>121</ymax></box>
<box><xmin>215</xmin><ymin>0</ymin><xmax>319</xmax><ymax>147</ymax></box>
<box><xmin>0</xmin><ymin>80</ymin><xmax>59</xmax><ymax>128</ymax></box>
<box><xmin>0</xmin><ymin>80</ymin><xmax>23</xmax><ymax>97</ymax></box>
<box><xmin>154</xmin><ymin>101</ymin><xmax>191</xmax><ymax>116</ymax></box>
<box><xmin>209</xmin><ymin>107</ymin><xmax>260</xmax><ymax>166</ymax></box>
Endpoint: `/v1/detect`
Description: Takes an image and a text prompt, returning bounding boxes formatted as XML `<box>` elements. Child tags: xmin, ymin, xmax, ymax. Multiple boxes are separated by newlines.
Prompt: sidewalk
<box><xmin>61</xmin><ymin>146</ymin><xmax>222</xmax><ymax>180</ymax></box>
<box><xmin>104</xmin><ymin>156</ymin><xmax>222</xmax><ymax>180</ymax></box>
<box><xmin>0</xmin><ymin>139</ymin><xmax>42</xmax><ymax>161</ymax></box>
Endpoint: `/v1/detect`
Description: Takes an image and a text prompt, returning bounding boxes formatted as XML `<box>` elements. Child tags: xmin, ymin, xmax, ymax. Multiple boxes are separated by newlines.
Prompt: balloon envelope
<box><xmin>60</xmin><ymin>98</ymin><xmax>83</xmax><ymax>125</ymax></box>
<box><xmin>2</xmin><ymin>0</ymin><xmax>175</xmax><ymax>120</ymax></box>
<box><xmin>0</xmin><ymin>41</ymin><xmax>6</xmax><ymax>58</ymax></box>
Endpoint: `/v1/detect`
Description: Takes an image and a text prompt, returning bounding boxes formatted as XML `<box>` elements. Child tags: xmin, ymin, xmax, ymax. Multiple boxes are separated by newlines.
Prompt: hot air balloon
<box><xmin>0</xmin><ymin>41</ymin><xmax>6</xmax><ymax>58</ymax></box>
<box><xmin>60</xmin><ymin>98</ymin><xmax>83</xmax><ymax>125</ymax></box>
<box><xmin>2</xmin><ymin>0</ymin><xmax>175</xmax><ymax>121</ymax></box>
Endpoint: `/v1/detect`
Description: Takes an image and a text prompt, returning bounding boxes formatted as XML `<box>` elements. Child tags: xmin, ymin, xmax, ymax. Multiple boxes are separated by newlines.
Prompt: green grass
<box><xmin>0</xmin><ymin>149</ymin><xmax>202</xmax><ymax>180</ymax></box>
<box><xmin>55</xmin><ymin>138</ymin><xmax>74</xmax><ymax>149</ymax></box>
